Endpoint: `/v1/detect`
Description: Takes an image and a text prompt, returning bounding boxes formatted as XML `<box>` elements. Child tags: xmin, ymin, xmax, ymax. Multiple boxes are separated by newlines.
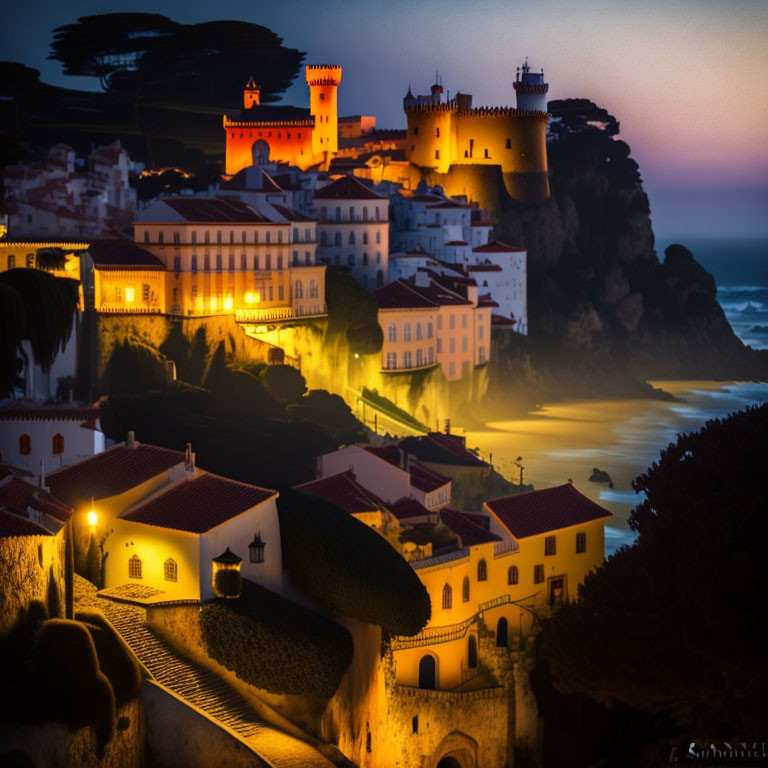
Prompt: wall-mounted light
<box><xmin>248</xmin><ymin>532</ymin><xmax>266</xmax><ymax>564</ymax></box>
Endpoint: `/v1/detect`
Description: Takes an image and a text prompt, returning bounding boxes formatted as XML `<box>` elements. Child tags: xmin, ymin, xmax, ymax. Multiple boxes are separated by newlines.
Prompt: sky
<box><xmin>2</xmin><ymin>0</ymin><xmax>767</xmax><ymax>239</ymax></box>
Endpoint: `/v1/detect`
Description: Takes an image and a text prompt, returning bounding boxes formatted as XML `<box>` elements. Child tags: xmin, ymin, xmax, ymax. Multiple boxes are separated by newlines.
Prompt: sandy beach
<box><xmin>463</xmin><ymin>381</ymin><xmax>768</xmax><ymax>554</ymax></box>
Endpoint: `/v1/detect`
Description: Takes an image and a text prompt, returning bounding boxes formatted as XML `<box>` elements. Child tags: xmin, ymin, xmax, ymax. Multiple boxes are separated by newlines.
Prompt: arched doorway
<box><xmin>418</xmin><ymin>654</ymin><xmax>436</xmax><ymax>689</ymax></box>
<box><xmin>467</xmin><ymin>635</ymin><xmax>478</xmax><ymax>668</ymax></box>
<box><xmin>252</xmin><ymin>140</ymin><xmax>270</xmax><ymax>166</ymax></box>
<box><xmin>496</xmin><ymin>617</ymin><xmax>508</xmax><ymax>647</ymax></box>
<box><xmin>436</xmin><ymin>758</ymin><xmax>463</xmax><ymax>768</ymax></box>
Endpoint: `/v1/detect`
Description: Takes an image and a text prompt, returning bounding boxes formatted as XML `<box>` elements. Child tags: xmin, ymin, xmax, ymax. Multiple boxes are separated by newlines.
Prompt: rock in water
<box><xmin>589</xmin><ymin>467</ymin><xmax>613</xmax><ymax>484</ymax></box>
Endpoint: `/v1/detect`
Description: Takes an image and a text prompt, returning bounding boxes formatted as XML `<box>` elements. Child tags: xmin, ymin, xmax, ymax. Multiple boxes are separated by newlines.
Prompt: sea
<box><xmin>464</xmin><ymin>238</ymin><xmax>768</xmax><ymax>556</ymax></box>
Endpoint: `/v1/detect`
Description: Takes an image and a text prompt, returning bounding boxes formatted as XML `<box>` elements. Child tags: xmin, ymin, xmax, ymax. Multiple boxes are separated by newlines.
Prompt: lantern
<box><xmin>248</xmin><ymin>532</ymin><xmax>266</xmax><ymax>564</ymax></box>
<box><xmin>212</xmin><ymin>547</ymin><xmax>242</xmax><ymax>598</ymax></box>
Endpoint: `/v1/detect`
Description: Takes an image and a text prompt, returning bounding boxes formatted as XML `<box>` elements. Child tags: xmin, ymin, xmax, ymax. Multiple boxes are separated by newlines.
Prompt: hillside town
<box><xmin>0</xmin><ymin>55</ymin><xmax>684</xmax><ymax>768</ymax></box>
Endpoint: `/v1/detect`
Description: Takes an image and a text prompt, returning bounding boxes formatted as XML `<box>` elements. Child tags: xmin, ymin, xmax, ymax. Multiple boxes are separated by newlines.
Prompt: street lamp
<box><xmin>248</xmin><ymin>532</ymin><xmax>266</xmax><ymax>564</ymax></box>
<box><xmin>513</xmin><ymin>456</ymin><xmax>525</xmax><ymax>487</ymax></box>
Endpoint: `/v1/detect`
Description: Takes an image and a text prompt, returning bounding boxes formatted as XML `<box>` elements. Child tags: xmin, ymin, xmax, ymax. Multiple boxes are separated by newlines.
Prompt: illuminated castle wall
<box><xmin>403</xmin><ymin>61</ymin><xmax>550</xmax><ymax>202</ymax></box>
<box><xmin>224</xmin><ymin>65</ymin><xmax>341</xmax><ymax>176</ymax></box>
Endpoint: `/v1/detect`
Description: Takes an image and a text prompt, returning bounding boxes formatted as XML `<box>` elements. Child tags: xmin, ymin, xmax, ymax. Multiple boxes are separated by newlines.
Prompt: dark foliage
<box><xmin>259</xmin><ymin>364</ymin><xmax>307</xmax><ymax>405</ymax></box>
<box><xmin>278</xmin><ymin>489</ymin><xmax>431</xmax><ymax>635</ymax></box>
<box><xmin>101</xmin><ymin>340</ymin><xmax>169</xmax><ymax>396</ymax></box>
<box><xmin>325</xmin><ymin>267</ymin><xmax>383</xmax><ymax>354</ymax></box>
<box><xmin>548</xmin><ymin>98</ymin><xmax>620</xmax><ymax>138</ymax></box>
<box><xmin>0</xmin><ymin>270</ymin><xmax>79</xmax><ymax>396</ymax></box>
<box><xmin>213</xmin><ymin>568</ymin><xmax>242</xmax><ymax>598</ymax></box>
<box><xmin>35</xmin><ymin>247</ymin><xmax>84</xmax><ymax>271</ymax></box>
<box><xmin>200</xmin><ymin>578</ymin><xmax>352</xmax><ymax>699</ymax></box>
<box><xmin>286</xmin><ymin>389</ymin><xmax>366</xmax><ymax>445</ymax></box>
<box><xmin>76</xmin><ymin>610</ymin><xmax>142</xmax><ymax>707</ymax></box>
<box><xmin>361</xmin><ymin>387</ymin><xmax>428</xmax><ymax>432</ymax></box>
<box><xmin>540</xmin><ymin>404</ymin><xmax>768</xmax><ymax>735</ymax></box>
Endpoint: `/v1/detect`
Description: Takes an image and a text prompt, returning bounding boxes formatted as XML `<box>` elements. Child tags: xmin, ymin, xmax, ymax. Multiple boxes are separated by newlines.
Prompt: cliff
<box><xmin>480</xmin><ymin>99</ymin><xmax>768</xmax><ymax>407</ymax></box>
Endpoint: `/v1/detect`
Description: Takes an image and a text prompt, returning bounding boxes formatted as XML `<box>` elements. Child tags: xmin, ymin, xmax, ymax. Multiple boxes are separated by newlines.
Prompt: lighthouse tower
<box><xmin>513</xmin><ymin>59</ymin><xmax>549</xmax><ymax>112</ymax></box>
<box><xmin>306</xmin><ymin>65</ymin><xmax>342</xmax><ymax>158</ymax></box>
<box><xmin>243</xmin><ymin>75</ymin><xmax>260</xmax><ymax>109</ymax></box>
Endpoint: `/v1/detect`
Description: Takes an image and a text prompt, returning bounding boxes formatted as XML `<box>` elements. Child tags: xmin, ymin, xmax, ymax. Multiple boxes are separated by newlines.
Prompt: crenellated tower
<box><xmin>305</xmin><ymin>65</ymin><xmax>342</xmax><ymax>157</ymax></box>
<box><xmin>243</xmin><ymin>75</ymin><xmax>260</xmax><ymax>109</ymax></box>
<box><xmin>513</xmin><ymin>59</ymin><xmax>548</xmax><ymax>112</ymax></box>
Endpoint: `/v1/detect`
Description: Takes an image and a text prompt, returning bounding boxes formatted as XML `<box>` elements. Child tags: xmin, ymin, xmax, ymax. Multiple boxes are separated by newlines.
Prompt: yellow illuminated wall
<box><xmin>94</xmin><ymin>268</ymin><xmax>167</xmax><ymax>314</ymax></box>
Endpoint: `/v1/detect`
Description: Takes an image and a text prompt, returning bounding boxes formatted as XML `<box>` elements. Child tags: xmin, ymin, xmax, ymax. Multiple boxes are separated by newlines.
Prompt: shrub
<box><xmin>213</xmin><ymin>568</ymin><xmax>242</xmax><ymax>598</ymax></box>
<box><xmin>286</xmin><ymin>389</ymin><xmax>365</xmax><ymax>445</ymax></box>
<box><xmin>200</xmin><ymin>579</ymin><xmax>352</xmax><ymax>699</ymax></box>
<box><xmin>259</xmin><ymin>364</ymin><xmax>307</xmax><ymax>405</ymax></box>
<box><xmin>278</xmin><ymin>489</ymin><xmax>431</xmax><ymax>635</ymax></box>
<box><xmin>30</xmin><ymin>619</ymin><xmax>116</xmax><ymax>738</ymax></box>
<box><xmin>75</xmin><ymin>610</ymin><xmax>142</xmax><ymax>707</ymax></box>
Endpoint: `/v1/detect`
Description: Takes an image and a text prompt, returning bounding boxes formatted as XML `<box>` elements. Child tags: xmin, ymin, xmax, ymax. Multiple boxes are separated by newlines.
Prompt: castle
<box><xmin>223</xmin><ymin>65</ymin><xmax>342</xmax><ymax>176</ymax></box>
<box><xmin>403</xmin><ymin>61</ymin><xmax>550</xmax><ymax>201</ymax></box>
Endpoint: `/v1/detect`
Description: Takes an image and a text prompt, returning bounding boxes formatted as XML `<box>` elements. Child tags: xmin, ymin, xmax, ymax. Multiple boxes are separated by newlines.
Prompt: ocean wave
<box><xmin>720</xmin><ymin>300</ymin><xmax>767</xmax><ymax>313</ymax></box>
<box><xmin>717</xmin><ymin>284</ymin><xmax>768</xmax><ymax>294</ymax></box>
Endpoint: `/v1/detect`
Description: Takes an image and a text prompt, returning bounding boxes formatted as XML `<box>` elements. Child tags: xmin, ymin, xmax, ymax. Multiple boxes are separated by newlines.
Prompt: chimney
<box><xmin>444</xmin><ymin>418</ymin><xmax>451</xmax><ymax>435</ymax></box>
<box><xmin>126</xmin><ymin>431</ymin><xmax>135</xmax><ymax>449</ymax></box>
<box><xmin>185</xmin><ymin>442</ymin><xmax>195</xmax><ymax>473</ymax></box>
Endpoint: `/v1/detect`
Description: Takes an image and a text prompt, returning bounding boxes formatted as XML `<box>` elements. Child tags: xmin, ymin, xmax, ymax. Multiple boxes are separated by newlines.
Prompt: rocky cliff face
<box><xmin>485</xmin><ymin>100</ymin><xmax>767</xmax><ymax>404</ymax></box>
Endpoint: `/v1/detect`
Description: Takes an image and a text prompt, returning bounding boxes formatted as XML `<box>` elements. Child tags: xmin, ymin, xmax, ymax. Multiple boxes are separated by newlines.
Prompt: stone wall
<box><xmin>0</xmin><ymin>699</ymin><xmax>144</xmax><ymax>768</ymax></box>
<box><xmin>0</xmin><ymin>528</ymin><xmax>66</xmax><ymax>635</ymax></box>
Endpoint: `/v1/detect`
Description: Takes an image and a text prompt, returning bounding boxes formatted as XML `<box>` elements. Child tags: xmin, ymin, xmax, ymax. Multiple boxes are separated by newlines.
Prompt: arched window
<box><xmin>462</xmin><ymin>575</ymin><xmax>470</xmax><ymax>602</ymax></box>
<box><xmin>477</xmin><ymin>559</ymin><xmax>487</xmax><ymax>582</ymax></box>
<box><xmin>7</xmin><ymin>254</ymin><xmax>16</xmax><ymax>269</ymax></box>
<box><xmin>418</xmin><ymin>654</ymin><xmax>436</xmax><ymax>690</ymax></box>
<box><xmin>496</xmin><ymin>617</ymin><xmax>508</xmax><ymax>648</ymax></box>
<box><xmin>164</xmin><ymin>558</ymin><xmax>177</xmax><ymax>582</ymax></box>
<box><xmin>442</xmin><ymin>583</ymin><xmax>452</xmax><ymax>610</ymax></box>
<box><xmin>404</xmin><ymin>323</ymin><xmax>411</xmax><ymax>341</ymax></box>
<box><xmin>468</xmin><ymin>635</ymin><xmax>478</xmax><ymax>668</ymax></box>
<box><xmin>52</xmin><ymin>434</ymin><xmax>64</xmax><ymax>455</ymax></box>
<box><xmin>128</xmin><ymin>555</ymin><xmax>142</xmax><ymax>579</ymax></box>
<box><xmin>416</xmin><ymin>323</ymin><xmax>423</xmax><ymax>341</ymax></box>
<box><xmin>388</xmin><ymin>322</ymin><xmax>396</xmax><ymax>342</ymax></box>
<box><xmin>508</xmin><ymin>565</ymin><xmax>518</xmax><ymax>585</ymax></box>
<box><xmin>19</xmin><ymin>434</ymin><xmax>31</xmax><ymax>455</ymax></box>
<box><xmin>294</xmin><ymin>280</ymin><xmax>303</xmax><ymax>299</ymax></box>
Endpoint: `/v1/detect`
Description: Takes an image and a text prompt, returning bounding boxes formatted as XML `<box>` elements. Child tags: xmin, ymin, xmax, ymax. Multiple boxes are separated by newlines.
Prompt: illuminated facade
<box><xmin>403</xmin><ymin>61</ymin><xmax>550</xmax><ymax>201</ymax></box>
<box><xmin>223</xmin><ymin>65</ymin><xmax>342</xmax><ymax>176</ymax></box>
<box><xmin>375</xmin><ymin>272</ymin><xmax>492</xmax><ymax>380</ymax></box>
<box><xmin>133</xmin><ymin>196</ymin><xmax>325</xmax><ymax>320</ymax></box>
<box><xmin>314</xmin><ymin>175</ymin><xmax>390</xmax><ymax>289</ymax></box>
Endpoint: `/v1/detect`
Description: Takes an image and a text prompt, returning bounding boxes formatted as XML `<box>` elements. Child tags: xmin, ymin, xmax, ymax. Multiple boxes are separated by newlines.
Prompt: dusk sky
<box><xmin>3</xmin><ymin>0</ymin><xmax>767</xmax><ymax>238</ymax></box>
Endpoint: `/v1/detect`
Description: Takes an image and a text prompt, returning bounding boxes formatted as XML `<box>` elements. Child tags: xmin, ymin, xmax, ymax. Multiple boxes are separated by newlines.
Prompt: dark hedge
<box><xmin>199</xmin><ymin>578</ymin><xmax>352</xmax><ymax>699</ymax></box>
<box><xmin>278</xmin><ymin>489</ymin><xmax>431</xmax><ymax>636</ymax></box>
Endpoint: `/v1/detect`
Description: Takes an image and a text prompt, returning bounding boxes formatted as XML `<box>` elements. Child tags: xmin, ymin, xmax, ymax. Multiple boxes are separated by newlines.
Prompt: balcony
<box><xmin>235</xmin><ymin>303</ymin><xmax>327</xmax><ymax>323</ymax></box>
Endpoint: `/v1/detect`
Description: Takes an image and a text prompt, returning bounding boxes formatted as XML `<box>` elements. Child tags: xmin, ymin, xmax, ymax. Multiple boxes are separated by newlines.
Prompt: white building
<box><xmin>0</xmin><ymin>404</ymin><xmax>105</xmax><ymax>474</ymax></box>
<box><xmin>314</xmin><ymin>175</ymin><xmax>389</xmax><ymax>289</ymax></box>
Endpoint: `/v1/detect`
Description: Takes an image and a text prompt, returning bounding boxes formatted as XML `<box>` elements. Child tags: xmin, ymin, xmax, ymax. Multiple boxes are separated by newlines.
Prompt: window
<box><xmin>576</xmin><ymin>532</ymin><xmax>587</xmax><ymax>553</ymax></box>
<box><xmin>442</xmin><ymin>583</ymin><xmax>452</xmax><ymax>609</ymax></box>
<box><xmin>428</xmin><ymin>346</ymin><xmax>434</xmax><ymax>364</ymax></box>
<box><xmin>321</xmin><ymin>231</ymin><xmax>328</xmax><ymax>247</ymax></box>
<box><xmin>19</xmin><ymin>434</ymin><xmax>31</xmax><ymax>455</ymax></box>
<box><xmin>462</xmin><ymin>576</ymin><xmax>470</xmax><ymax>602</ymax></box>
<box><xmin>386</xmin><ymin>352</ymin><xmax>397</xmax><ymax>369</ymax></box>
<box><xmin>253</xmin><ymin>255</ymin><xmax>259</xmax><ymax>270</ymax></box>
<box><xmin>278</xmin><ymin>285</ymin><xmax>284</xmax><ymax>301</ymax></box>
<box><xmin>437</xmin><ymin>338</ymin><xmax>443</xmax><ymax>353</ymax></box>
<box><xmin>192</xmin><ymin>232</ymin><xmax>197</xmax><ymax>245</ymax></box>
<box><xmin>435</xmin><ymin>149</ymin><xmax>440</xmax><ymax>160</ymax></box>
<box><xmin>505</xmin><ymin>138</ymin><xmax>512</xmax><ymax>149</ymax></box>
<box><xmin>479</xmin><ymin>346</ymin><xmax>486</xmax><ymax>364</ymax></box>
<box><xmin>427</xmin><ymin>321</ymin><xmax>434</xmax><ymax>339</ymax></box>
<box><xmin>404</xmin><ymin>323</ymin><xmax>411</xmax><ymax>341</ymax></box>
<box><xmin>479</xmin><ymin>324</ymin><xmax>484</xmax><ymax>340</ymax></box>
<box><xmin>508</xmin><ymin>565</ymin><xmax>519</xmax><ymax>585</ymax></box>
<box><xmin>545</xmin><ymin>535</ymin><xmax>556</xmax><ymax>556</ymax></box>
<box><xmin>468</xmin><ymin>635</ymin><xmax>478</xmax><ymax>667</ymax></box>
<box><xmin>335</xmin><ymin>207</ymin><xmax>341</xmax><ymax>221</ymax></box>
<box><xmin>349</xmin><ymin>231</ymin><xmax>355</xmax><ymax>245</ymax></box>
<box><xmin>158</xmin><ymin>231</ymin><xmax>164</xmax><ymax>245</ymax></box>
<box><xmin>388</xmin><ymin>323</ymin><xmax>396</xmax><ymax>342</ymax></box>
<box><xmin>52</xmin><ymin>434</ymin><xmax>64</xmax><ymax>455</ymax></box>
<box><xmin>362</xmin><ymin>232</ymin><xmax>368</xmax><ymax>245</ymax></box>
<box><xmin>403</xmin><ymin>351</ymin><xmax>412</xmax><ymax>368</ymax></box>
<box><xmin>143</xmin><ymin>232</ymin><xmax>149</xmax><ymax>244</ymax></box>
<box><xmin>484</xmin><ymin>148</ymin><xmax>490</xmax><ymax>158</ymax></box>
<box><xmin>477</xmin><ymin>559</ymin><xmax>487</xmax><ymax>582</ymax></box>
<box><xmin>496</xmin><ymin>617</ymin><xmax>508</xmax><ymax>648</ymax></box>
<box><xmin>416</xmin><ymin>323</ymin><xmax>423</xmax><ymax>340</ymax></box>
<box><xmin>129</xmin><ymin>555</ymin><xmax>142</xmax><ymax>579</ymax></box>
<box><xmin>362</xmin><ymin>252</ymin><xmax>368</xmax><ymax>265</ymax></box>
<box><xmin>309</xmin><ymin>280</ymin><xmax>318</xmax><ymax>298</ymax></box>
<box><xmin>418</xmin><ymin>654</ymin><xmax>435</xmax><ymax>690</ymax></box>
<box><xmin>216</xmin><ymin>231</ymin><xmax>222</xmax><ymax>245</ymax></box>
<box><xmin>293</xmin><ymin>251</ymin><xmax>299</xmax><ymax>266</ymax></box>
<box><xmin>293</xmin><ymin>227</ymin><xmax>299</xmax><ymax>242</ymax></box>
<box><xmin>462</xmin><ymin>313</ymin><xmax>468</xmax><ymax>328</ymax></box>
<box><xmin>216</xmin><ymin>254</ymin><xmax>222</xmax><ymax>272</ymax></box>
<box><xmin>437</xmin><ymin>315</ymin><xmax>443</xmax><ymax>330</ymax></box>
<box><xmin>416</xmin><ymin>349</ymin><xmax>423</xmax><ymax>367</ymax></box>
<box><xmin>449</xmin><ymin>338</ymin><xmax>455</xmax><ymax>354</ymax></box>
<box><xmin>462</xmin><ymin>336</ymin><xmax>468</xmax><ymax>353</ymax></box>
<box><xmin>241</xmin><ymin>253</ymin><xmax>247</xmax><ymax>270</ymax></box>
<box><xmin>164</xmin><ymin>558</ymin><xmax>177</xmax><ymax>582</ymax></box>
<box><xmin>413</xmin><ymin>126</ymin><xmax>419</xmax><ymax>135</ymax></box>
<box><xmin>205</xmin><ymin>231</ymin><xmax>210</xmax><ymax>245</ymax></box>
<box><xmin>376</xmin><ymin>251</ymin><xmax>381</xmax><ymax>264</ymax></box>
<box><xmin>347</xmin><ymin>254</ymin><xmax>355</xmax><ymax>267</ymax></box>
<box><xmin>534</xmin><ymin>564</ymin><xmax>545</xmax><ymax>584</ymax></box>
<box><xmin>173</xmin><ymin>232</ymin><xmax>180</xmax><ymax>245</ymax></box>
<box><xmin>334</xmin><ymin>232</ymin><xmax>342</xmax><ymax>247</ymax></box>
<box><xmin>349</xmin><ymin>206</ymin><xmax>355</xmax><ymax>220</ymax></box>
<box><xmin>295</xmin><ymin>280</ymin><xmax>303</xmax><ymax>299</ymax></box>
<box><xmin>191</xmin><ymin>255</ymin><xmax>198</xmax><ymax>272</ymax></box>
<box><xmin>277</xmin><ymin>254</ymin><xmax>283</xmax><ymax>270</ymax></box>
<box><xmin>376</xmin><ymin>231</ymin><xmax>381</xmax><ymax>244</ymax></box>
<box><xmin>228</xmin><ymin>253</ymin><xmax>235</xmax><ymax>270</ymax></box>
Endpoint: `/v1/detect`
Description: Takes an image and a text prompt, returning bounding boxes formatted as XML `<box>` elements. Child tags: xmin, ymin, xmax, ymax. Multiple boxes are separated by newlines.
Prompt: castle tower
<box><xmin>513</xmin><ymin>59</ymin><xmax>549</xmax><ymax>112</ymax></box>
<box><xmin>243</xmin><ymin>75</ymin><xmax>260</xmax><ymax>109</ymax></box>
<box><xmin>305</xmin><ymin>65</ymin><xmax>342</xmax><ymax>158</ymax></box>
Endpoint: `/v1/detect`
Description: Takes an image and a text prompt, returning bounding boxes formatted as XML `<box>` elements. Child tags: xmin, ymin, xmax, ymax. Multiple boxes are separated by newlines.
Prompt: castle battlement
<box><xmin>404</xmin><ymin>103</ymin><xmax>549</xmax><ymax>120</ymax></box>
<box><xmin>223</xmin><ymin>116</ymin><xmax>315</xmax><ymax>129</ymax></box>
<box><xmin>513</xmin><ymin>82</ymin><xmax>549</xmax><ymax>95</ymax></box>
<box><xmin>305</xmin><ymin>65</ymin><xmax>342</xmax><ymax>86</ymax></box>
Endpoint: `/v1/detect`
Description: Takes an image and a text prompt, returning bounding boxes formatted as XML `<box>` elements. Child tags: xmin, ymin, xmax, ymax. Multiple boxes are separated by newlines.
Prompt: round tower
<box><xmin>513</xmin><ymin>59</ymin><xmax>549</xmax><ymax>112</ymax></box>
<box><xmin>243</xmin><ymin>75</ymin><xmax>260</xmax><ymax>109</ymax></box>
<box><xmin>305</xmin><ymin>65</ymin><xmax>342</xmax><ymax>158</ymax></box>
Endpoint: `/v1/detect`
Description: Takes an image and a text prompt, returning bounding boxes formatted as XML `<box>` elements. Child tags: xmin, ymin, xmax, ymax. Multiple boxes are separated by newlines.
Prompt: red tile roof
<box><xmin>426</xmin><ymin>201</ymin><xmax>468</xmax><ymax>209</ymax></box>
<box><xmin>389</xmin><ymin>497</ymin><xmax>433</xmax><ymax>520</ymax></box>
<box><xmin>472</xmin><ymin>239</ymin><xmax>526</xmax><ymax>253</ymax></box>
<box><xmin>491</xmin><ymin>314</ymin><xmax>516</xmax><ymax>326</ymax></box>
<box><xmin>364</xmin><ymin>445</ymin><xmax>402</xmax><ymax>467</ymax></box>
<box><xmin>88</xmin><ymin>241</ymin><xmax>165</xmax><ymax>271</ymax></box>
<box><xmin>0</xmin><ymin>508</ymin><xmax>51</xmax><ymax>538</ymax></box>
<box><xmin>408</xmin><ymin>460</ymin><xmax>450</xmax><ymax>493</ymax></box>
<box><xmin>47</xmin><ymin>443</ymin><xmax>184</xmax><ymax>507</ymax></box>
<box><xmin>270</xmin><ymin>204</ymin><xmax>315</xmax><ymax>222</ymax></box>
<box><xmin>485</xmin><ymin>484</ymin><xmax>612</xmax><ymax>539</ymax></box>
<box><xmin>313</xmin><ymin>175</ymin><xmax>384</xmax><ymax>200</ymax></box>
<box><xmin>401</xmin><ymin>432</ymin><xmax>489</xmax><ymax>468</ymax></box>
<box><xmin>122</xmin><ymin>472</ymin><xmax>276</xmax><ymax>533</ymax></box>
<box><xmin>444</xmin><ymin>240</ymin><xmax>469</xmax><ymax>246</ymax></box>
<box><xmin>160</xmin><ymin>197</ymin><xmax>270</xmax><ymax>223</ymax></box>
<box><xmin>0</xmin><ymin>476</ymin><xmax>73</xmax><ymax>523</ymax></box>
<box><xmin>0</xmin><ymin>405</ymin><xmax>99</xmax><ymax>422</ymax></box>
<box><xmin>375</xmin><ymin>279</ymin><xmax>471</xmax><ymax>310</ymax></box>
<box><xmin>439</xmin><ymin>508</ymin><xmax>501</xmax><ymax>546</ymax></box>
<box><xmin>294</xmin><ymin>471</ymin><xmax>383</xmax><ymax>515</ymax></box>
<box><xmin>468</xmin><ymin>264</ymin><xmax>502</xmax><ymax>272</ymax></box>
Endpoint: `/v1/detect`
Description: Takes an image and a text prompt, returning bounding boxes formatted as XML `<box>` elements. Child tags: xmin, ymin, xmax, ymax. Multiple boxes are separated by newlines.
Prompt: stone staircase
<box><xmin>99</xmin><ymin>598</ymin><xmax>337</xmax><ymax>768</ymax></box>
